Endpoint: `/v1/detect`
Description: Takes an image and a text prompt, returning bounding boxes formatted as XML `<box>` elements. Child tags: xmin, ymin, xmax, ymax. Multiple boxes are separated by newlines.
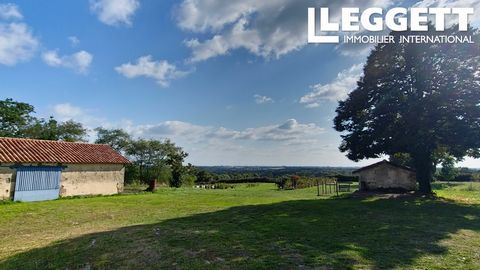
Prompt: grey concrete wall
<box><xmin>355</xmin><ymin>163</ymin><xmax>416</xmax><ymax>191</ymax></box>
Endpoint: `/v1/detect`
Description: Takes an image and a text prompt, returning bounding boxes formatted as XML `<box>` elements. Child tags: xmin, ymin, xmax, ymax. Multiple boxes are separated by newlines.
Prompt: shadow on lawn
<box><xmin>1</xmin><ymin>197</ymin><xmax>479</xmax><ymax>269</ymax></box>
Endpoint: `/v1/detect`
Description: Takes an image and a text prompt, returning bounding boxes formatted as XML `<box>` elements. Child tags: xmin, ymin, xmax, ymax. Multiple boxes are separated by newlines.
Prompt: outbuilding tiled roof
<box><xmin>352</xmin><ymin>160</ymin><xmax>415</xmax><ymax>174</ymax></box>
<box><xmin>0</xmin><ymin>137</ymin><xmax>130</xmax><ymax>164</ymax></box>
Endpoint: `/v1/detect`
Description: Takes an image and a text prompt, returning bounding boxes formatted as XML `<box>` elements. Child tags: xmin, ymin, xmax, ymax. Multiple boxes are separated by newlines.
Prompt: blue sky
<box><xmin>1</xmin><ymin>0</ymin><xmax>479</xmax><ymax>167</ymax></box>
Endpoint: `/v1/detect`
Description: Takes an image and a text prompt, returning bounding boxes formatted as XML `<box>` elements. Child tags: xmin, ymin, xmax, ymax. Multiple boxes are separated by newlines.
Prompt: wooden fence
<box><xmin>316</xmin><ymin>179</ymin><xmax>354</xmax><ymax>196</ymax></box>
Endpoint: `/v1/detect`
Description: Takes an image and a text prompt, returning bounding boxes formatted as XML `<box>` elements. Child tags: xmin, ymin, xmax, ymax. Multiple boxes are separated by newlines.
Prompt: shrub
<box><xmin>453</xmin><ymin>174</ymin><xmax>474</xmax><ymax>182</ymax></box>
<box><xmin>276</xmin><ymin>176</ymin><xmax>318</xmax><ymax>190</ymax></box>
<box><xmin>180</xmin><ymin>174</ymin><xmax>197</xmax><ymax>187</ymax></box>
<box><xmin>215</xmin><ymin>183</ymin><xmax>235</xmax><ymax>189</ymax></box>
<box><xmin>465</xmin><ymin>183</ymin><xmax>477</xmax><ymax>191</ymax></box>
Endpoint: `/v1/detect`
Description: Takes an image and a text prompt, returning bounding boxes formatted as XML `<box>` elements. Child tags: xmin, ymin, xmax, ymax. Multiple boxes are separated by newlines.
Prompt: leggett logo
<box><xmin>308</xmin><ymin>7</ymin><xmax>475</xmax><ymax>44</ymax></box>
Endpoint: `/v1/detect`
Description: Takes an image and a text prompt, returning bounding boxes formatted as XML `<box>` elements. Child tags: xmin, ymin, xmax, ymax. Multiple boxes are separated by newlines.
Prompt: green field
<box><xmin>0</xmin><ymin>183</ymin><xmax>479</xmax><ymax>269</ymax></box>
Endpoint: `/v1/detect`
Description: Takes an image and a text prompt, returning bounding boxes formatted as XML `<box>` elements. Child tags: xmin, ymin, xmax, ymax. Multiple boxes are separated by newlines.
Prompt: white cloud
<box><xmin>51</xmin><ymin>103</ymin><xmax>112</xmax><ymax>139</ymax></box>
<box><xmin>0</xmin><ymin>3</ymin><xmax>22</xmax><ymax>20</ymax></box>
<box><xmin>184</xmin><ymin>18</ymin><xmax>262</xmax><ymax>63</ymax></box>
<box><xmin>68</xmin><ymin>36</ymin><xmax>80</xmax><ymax>47</ymax></box>
<box><xmin>46</xmin><ymin>103</ymin><xmax>391</xmax><ymax>166</ymax></box>
<box><xmin>137</xmin><ymin>118</ymin><xmax>324</xmax><ymax>143</ymax></box>
<box><xmin>176</xmin><ymin>0</ymin><xmax>394</xmax><ymax>62</ymax></box>
<box><xmin>133</xmin><ymin>118</ymin><xmax>329</xmax><ymax>165</ymax></box>
<box><xmin>42</xmin><ymin>50</ymin><xmax>93</xmax><ymax>74</ymax></box>
<box><xmin>0</xmin><ymin>3</ymin><xmax>38</xmax><ymax>66</ymax></box>
<box><xmin>53</xmin><ymin>103</ymin><xmax>84</xmax><ymax>119</ymax></box>
<box><xmin>305</xmin><ymin>103</ymin><xmax>320</xmax><ymax>108</ymax></box>
<box><xmin>0</xmin><ymin>23</ymin><xmax>38</xmax><ymax>65</ymax></box>
<box><xmin>254</xmin><ymin>94</ymin><xmax>274</xmax><ymax>104</ymax></box>
<box><xmin>413</xmin><ymin>0</ymin><xmax>480</xmax><ymax>27</ymax></box>
<box><xmin>90</xmin><ymin>0</ymin><xmax>140</xmax><ymax>26</ymax></box>
<box><xmin>115</xmin><ymin>55</ymin><xmax>188</xmax><ymax>87</ymax></box>
<box><xmin>300</xmin><ymin>64</ymin><xmax>363</xmax><ymax>107</ymax></box>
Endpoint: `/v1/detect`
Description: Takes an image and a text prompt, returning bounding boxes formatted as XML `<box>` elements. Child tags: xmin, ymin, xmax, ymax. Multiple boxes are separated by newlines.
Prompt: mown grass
<box><xmin>0</xmin><ymin>183</ymin><xmax>479</xmax><ymax>269</ymax></box>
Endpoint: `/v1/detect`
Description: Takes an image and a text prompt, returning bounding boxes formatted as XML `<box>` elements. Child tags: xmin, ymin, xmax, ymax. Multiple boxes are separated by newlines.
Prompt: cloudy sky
<box><xmin>1</xmin><ymin>0</ymin><xmax>479</xmax><ymax>167</ymax></box>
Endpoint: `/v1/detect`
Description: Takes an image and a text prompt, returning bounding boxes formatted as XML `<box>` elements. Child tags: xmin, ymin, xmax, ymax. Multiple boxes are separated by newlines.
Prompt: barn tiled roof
<box><xmin>352</xmin><ymin>160</ymin><xmax>415</xmax><ymax>174</ymax></box>
<box><xmin>0</xmin><ymin>137</ymin><xmax>130</xmax><ymax>164</ymax></box>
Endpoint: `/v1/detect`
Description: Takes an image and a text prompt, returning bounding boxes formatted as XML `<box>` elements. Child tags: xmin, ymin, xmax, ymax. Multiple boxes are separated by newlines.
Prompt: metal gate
<box><xmin>14</xmin><ymin>166</ymin><xmax>62</xmax><ymax>202</ymax></box>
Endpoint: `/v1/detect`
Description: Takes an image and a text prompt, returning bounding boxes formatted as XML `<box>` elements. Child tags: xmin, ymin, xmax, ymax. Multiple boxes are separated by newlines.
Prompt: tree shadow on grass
<box><xmin>1</xmin><ymin>197</ymin><xmax>479</xmax><ymax>269</ymax></box>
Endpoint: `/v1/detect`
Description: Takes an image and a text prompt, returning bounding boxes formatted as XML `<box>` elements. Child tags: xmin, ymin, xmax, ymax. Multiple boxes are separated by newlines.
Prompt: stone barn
<box><xmin>353</xmin><ymin>160</ymin><xmax>416</xmax><ymax>192</ymax></box>
<box><xmin>0</xmin><ymin>137</ymin><xmax>130</xmax><ymax>202</ymax></box>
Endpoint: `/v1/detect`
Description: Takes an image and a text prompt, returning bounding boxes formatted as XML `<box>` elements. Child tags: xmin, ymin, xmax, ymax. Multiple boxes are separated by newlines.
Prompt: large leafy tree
<box><xmin>0</xmin><ymin>98</ymin><xmax>87</xmax><ymax>142</ymax></box>
<box><xmin>439</xmin><ymin>155</ymin><xmax>458</xmax><ymax>182</ymax></box>
<box><xmin>56</xmin><ymin>120</ymin><xmax>88</xmax><ymax>142</ymax></box>
<box><xmin>94</xmin><ymin>127</ymin><xmax>132</xmax><ymax>152</ymax></box>
<box><xmin>126</xmin><ymin>138</ymin><xmax>188</xmax><ymax>187</ymax></box>
<box><xmin>0</xmin><ymin>98</ymin><xmax>35</xmax><ymax>137</ymax></box>
<box><xmin>163</xmin><ymin>139</ymin><xmax>189</xmax><ymax>187</ymax></box>
<box><xmin>26</xmin><ymin>118</ymin><xmax>87</xmax><ymax>142</ymax></box>
<box><xmin>334</xmin><ymin>25</ymin><xmax>480</xmax><ymax>194</ymax></box>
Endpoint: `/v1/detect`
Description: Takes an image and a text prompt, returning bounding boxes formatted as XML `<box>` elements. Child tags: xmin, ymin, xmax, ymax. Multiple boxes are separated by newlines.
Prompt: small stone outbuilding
<box><xmin>0</xmin><ymin>137</ymin><xmax>130</xmax><ymax>202</ymax></box>
<box><xmin>353</xmin><ymin>160</ymin><xmax>416</xmax><ymax>192</ymax></box>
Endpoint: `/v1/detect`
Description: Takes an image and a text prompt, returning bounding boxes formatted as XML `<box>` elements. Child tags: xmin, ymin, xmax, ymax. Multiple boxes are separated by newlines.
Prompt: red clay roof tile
<box><xmin>0</xmin><ymin>137</ymin><xmax>130</xmax><ymax>164</ymax></box>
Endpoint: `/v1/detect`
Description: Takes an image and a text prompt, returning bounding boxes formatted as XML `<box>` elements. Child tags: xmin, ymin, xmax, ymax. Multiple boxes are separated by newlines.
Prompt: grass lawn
<box><xmin>0</xmin><ymin>183</ymin><xmax>479</xmax><ymax>269</ymax></box>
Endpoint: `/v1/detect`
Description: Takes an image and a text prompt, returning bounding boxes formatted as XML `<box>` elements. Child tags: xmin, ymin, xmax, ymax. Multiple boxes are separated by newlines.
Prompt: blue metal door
<box><xmin>14</xmin><ymin>166</ymin><xmax>62</xmax><ymax>202</ymax></box>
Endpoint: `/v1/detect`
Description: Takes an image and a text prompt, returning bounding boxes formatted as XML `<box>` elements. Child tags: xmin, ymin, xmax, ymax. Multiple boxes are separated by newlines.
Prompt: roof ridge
<box><xmin>0</xmin><ymin>137</ymin><xmax>129</xmax><ymax>164</ymax></box>
<box><xmin>352</xmin><ymin>160</ymin><xmax>415</xmax><ymax>174</ymax></box>
<box><xmin>0</xmin><ymin>137</ymin><xmax>109</xmax><ymax>146</ymax></box>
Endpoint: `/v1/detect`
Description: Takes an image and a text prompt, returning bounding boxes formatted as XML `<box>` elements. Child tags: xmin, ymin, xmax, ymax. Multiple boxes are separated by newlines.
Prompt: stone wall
<box><xmin>0</xmin><ymin>166</ymin><xmax>15</xmax><ymax>200</ymax></box>
<box><xmin>355</xmin><ymin>163</ymin><xmax>416</xmax><ymax>191</ymax></box>
<box><xmin>0</xmin><ymin>163</ymin><xmax>125</xmax><ymax>200</ymax></box>
<box><xmin>60</xmin><ymin>164</ymin><xmax>125</xmax><ymax>197</ymax></box>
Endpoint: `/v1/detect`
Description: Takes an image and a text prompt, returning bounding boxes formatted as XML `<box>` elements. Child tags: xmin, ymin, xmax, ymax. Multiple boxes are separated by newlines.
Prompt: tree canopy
<box><xmin>0</xmin><ymin>98</ymin><xmax>35</xmax><ymax>138</ymax></box>
<box><xmin>95</xmin><ymin>127</ymin><xmax>190</xmax><ymax>187</ymax></box>
<box><xmin>95</xmin><ymin>127</ymin><xmax>132</xmax><ymax>152</ymax></box>
<box><xmin>0</xmin><ymin>98</ymin><xmax>87</xmax><ymax>142</ymax></box>
<box><xmin>334</xmin><ymin>25</ymin><xmax>480</xmax><ymax>194</ymax></box>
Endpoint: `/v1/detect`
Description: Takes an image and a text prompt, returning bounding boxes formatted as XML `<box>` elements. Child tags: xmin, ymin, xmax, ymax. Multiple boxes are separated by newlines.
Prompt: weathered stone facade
<box><xmin>353</xmin><ymin>161</ymin><xmax>416</xmax><ymax>191</ymax></box>
<box><xmin>60</xmin><ymin>164</ymin><xmax>125</xmax><ymax>197</ymax></box>
<box><xmin>0</xmin><ymin>166</ymin><xmax>15</xmax><ymax>200</ymax></box>
<box><xmin>0</xmin><ymin>163</ymin><xmax>125</xmax><ymax>200</ymax></box>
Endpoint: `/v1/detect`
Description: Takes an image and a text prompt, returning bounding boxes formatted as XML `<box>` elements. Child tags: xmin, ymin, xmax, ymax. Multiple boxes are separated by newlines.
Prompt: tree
<box><xmin>163</xmin><ymin>139</ymin><xmax>189</xmax><ymax>188</ymax></box>
<box><xmin>389</xmin><ymin>153</ymin><xmax>413</xmax><ymax>167</ymax></box>
<box><xmin>196</xmin><ymin>169</ymin><xmax>215</xmax><ymax>183</ymax></box>
<box><xmin>25</xmin><ymin>117</ymin><xmax>87</xmax><ymax>142</ymax></box>
<box><xmin>439</xmin><ymin>155</ymin><xmax>458</xmax><ymax>183</ymax></box>
<box><xmin>0</xmin><ymin>98</ymin><xmax>35</xmax><ymax>137</ymax></box>
<box><xmin>125</xmin><ymin>138</ymin><xmax>188</xmax><ymax>187</ymax></box>
<box><xmin>126</xmin><ymin>139</ymin><xmax>167</xmax><ymax>182</ymax></box>
<box><xmin>0</xmin><ymin>98</ymin><xmax>87</xmax><ymax>142</ymax></box>
<box><xmin>95</xmin><ymin>127</ymin><xmax>132</xmax><ymax>152</ymax></box>
<box><xmin>334</xmin><ymin>25</ymin><xmax>480</xmax><ymax>194</ymax></box>
<box><xmin>57</xmin><ymin>120</ymin><xmax>87</xmax><ymax>142</ymax></box>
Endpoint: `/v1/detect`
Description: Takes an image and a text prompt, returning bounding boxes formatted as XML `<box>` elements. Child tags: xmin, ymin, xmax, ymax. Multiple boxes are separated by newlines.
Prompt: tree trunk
<box><xmin>412</xmin><ymin>152</ymin><xmax>435</xmax><ymax>194</ymax></box>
